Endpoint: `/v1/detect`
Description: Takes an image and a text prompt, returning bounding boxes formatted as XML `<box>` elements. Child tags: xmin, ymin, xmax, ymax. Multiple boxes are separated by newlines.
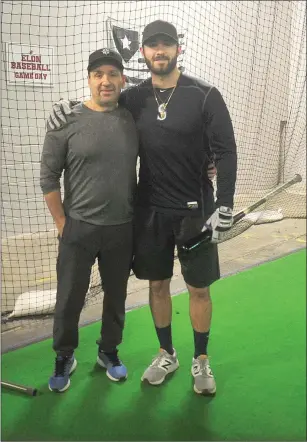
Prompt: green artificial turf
<box><xmin>1</xmin><ymin>249</ymin><xmax>306</xmax><ymax>441</ymax></box>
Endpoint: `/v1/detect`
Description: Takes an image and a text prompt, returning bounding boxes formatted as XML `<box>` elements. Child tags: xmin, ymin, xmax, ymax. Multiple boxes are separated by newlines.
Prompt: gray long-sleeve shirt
<box><xmin>40</xmin><ymin>103</ymin><xmax>139</xmax><ymax>225</ymax></box>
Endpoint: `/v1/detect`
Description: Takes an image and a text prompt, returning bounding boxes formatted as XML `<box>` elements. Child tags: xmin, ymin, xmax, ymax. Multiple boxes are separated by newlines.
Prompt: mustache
<box><xmin>153</xmin><ymin>56</ymin><xmax>169</xmax><ymax>61</ymax></box>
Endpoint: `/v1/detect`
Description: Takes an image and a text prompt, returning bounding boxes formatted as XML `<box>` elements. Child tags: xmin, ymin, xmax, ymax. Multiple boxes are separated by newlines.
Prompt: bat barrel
<box><xmin>180</xmin><ymin>174</ymin><xmax>303</xmax><ymax>252</ymax></box>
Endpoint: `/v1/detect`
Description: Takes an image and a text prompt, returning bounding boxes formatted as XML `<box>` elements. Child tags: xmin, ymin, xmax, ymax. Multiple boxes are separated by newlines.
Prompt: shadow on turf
<box><xmin>136</xmin><ymin>379</ymin><xmax>218</xmax><ymax>441</ymax></box>
<box><xmin>3</xmin><ymin>361</ymin><xmax>220</xmax><ymax>442</ymax></box>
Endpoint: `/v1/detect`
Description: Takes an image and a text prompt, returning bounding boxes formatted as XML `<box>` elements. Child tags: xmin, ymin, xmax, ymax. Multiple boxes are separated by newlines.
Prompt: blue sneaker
<box><xmin>97</xmin><ymin>350</ymin><xmax>128</xmax><ymax>381</ymax></box>
<box><xmin>48</xmin><ymin>354</ymin><xmax>77</xmax><ymax>392</ymax></box>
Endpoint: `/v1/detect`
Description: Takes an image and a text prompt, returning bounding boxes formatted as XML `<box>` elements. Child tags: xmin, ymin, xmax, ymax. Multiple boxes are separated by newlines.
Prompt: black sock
<box><xmin>155</xmin><ymin>325</ymin><xmax>174</xmax><ymax>355</ymax></box>
<box><xmin>193</xmin><ymin>329</ymin><xmax>210</xmax><ymax>358</ymax></box>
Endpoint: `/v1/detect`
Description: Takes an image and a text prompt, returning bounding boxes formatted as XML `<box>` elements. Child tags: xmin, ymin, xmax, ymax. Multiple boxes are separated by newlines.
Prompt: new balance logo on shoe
<box><xmin>193</xmin><ymin>366</ymin><xmax>200</xmax><ymax>376</ymax></box>
<box><xmin>161</xmin><ymin>360</ymin><xmax>172</xmax><ymax>370</ymax></box>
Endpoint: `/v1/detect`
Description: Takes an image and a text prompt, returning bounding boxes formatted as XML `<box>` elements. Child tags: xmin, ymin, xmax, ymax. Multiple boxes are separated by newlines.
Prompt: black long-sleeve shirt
<box><xmin>119</xmin><ymin>73</ymin><xmax>237</xmax><ymax>216</ymax></box>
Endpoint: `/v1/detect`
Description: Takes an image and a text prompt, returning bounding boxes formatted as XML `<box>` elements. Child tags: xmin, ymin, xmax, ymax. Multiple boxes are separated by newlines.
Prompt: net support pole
<box><xmin>278</xmin><ymin>120</ymin><xmax>287</xmax><ymax>185</ymax></box>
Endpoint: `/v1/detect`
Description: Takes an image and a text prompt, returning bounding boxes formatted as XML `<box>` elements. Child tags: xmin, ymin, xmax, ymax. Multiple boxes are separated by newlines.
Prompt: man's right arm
<box><xmin>40</xmin><ymin>128</ymin><xmax>68</xmax><ymax>236</ymax></box>
<box><xmin>44</xmin><ymin>191</ymin><xmax>66</xmax><ymax>237</ymax></box>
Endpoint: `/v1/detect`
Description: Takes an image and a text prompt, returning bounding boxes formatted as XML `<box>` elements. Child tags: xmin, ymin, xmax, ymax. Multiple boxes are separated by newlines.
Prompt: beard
<box><xmin>144</xmin><ymin>53</ymin><xmax>178</xmax><ymax>76</ymax></box>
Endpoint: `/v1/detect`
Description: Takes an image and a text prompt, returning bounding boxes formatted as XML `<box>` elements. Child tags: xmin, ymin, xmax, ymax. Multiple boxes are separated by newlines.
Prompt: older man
<box><xmin>40</xmin><ymin>49</ymin><xmax>139</xmax><ymax>392</ymax></box>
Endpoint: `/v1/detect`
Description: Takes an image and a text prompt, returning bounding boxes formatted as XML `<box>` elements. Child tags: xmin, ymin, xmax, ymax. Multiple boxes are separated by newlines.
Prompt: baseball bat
<box><xmin>1</xmin><ymin>380</ymin><xmax>38</xmax><ymax>396</ymax></box>
<box><xmin>180</xmin><ymin>174</ymin><xmax>302</xmax><ymax>252</ymax></box>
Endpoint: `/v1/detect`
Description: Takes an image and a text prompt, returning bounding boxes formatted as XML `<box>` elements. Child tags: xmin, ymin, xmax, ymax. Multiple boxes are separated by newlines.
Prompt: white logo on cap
<box><xmin>101</xmin><ymin>49</ymin><xmax>110</xmax><ymax>55</ymax></box>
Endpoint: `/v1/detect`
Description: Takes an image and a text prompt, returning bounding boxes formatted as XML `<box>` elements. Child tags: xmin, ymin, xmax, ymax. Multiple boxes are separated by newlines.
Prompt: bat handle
<box><xmin>1</xmin><ymin>380</ymin><xmax>38</xmax><ymax>396</ymax></box>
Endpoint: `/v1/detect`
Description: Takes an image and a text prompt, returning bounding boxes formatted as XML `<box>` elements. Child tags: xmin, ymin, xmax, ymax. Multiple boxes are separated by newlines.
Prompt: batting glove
<box><xmin>203</xmin><ymin>206</ymin><xmax>233</xmax><ymax>243</ymax></box>
<box><xmin>46</xmin><ymin>99</ymin><xmax>80</xmax><ymax>130</ymax></box>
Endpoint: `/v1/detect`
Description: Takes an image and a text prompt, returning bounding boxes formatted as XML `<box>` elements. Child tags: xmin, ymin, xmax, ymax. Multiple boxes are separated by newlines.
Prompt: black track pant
<box><xmin>53</xmin><ymin>216</ymin><xmax>133</xmax><ymax>356</ymax></box>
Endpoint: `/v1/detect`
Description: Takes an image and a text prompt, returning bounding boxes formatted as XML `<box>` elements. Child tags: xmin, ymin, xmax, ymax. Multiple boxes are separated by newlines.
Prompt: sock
<box><xmin>56</xmin><ymin>352</ymin><xmax>73</xmax><ymax>359</ymax></box>
<box><xmin>193</xmin><ymin>329</ymin><xmax>210</xmax><ymax>358</ymax></box>
<box><xmin>155</xmin><ymin>324</ymin><xmax>174</xmax><ymax>355</ymax></box>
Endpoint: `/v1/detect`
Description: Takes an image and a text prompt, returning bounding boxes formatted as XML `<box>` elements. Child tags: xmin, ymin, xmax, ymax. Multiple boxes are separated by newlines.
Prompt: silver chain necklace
<box><xmin>153</xmin><ymin>85</ymin><xmax>177</xmax><ymax>121</ymax></box>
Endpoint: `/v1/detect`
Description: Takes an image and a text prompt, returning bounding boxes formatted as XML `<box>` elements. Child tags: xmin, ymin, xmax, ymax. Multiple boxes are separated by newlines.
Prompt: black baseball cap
<box><xmin>87</xmin><ymin>48</ymin><xmax>124</xmax><ymax>72</ymax></box>
<box><xmin>142</xmin><ymin>20</ymin><xmax>178</xmax><ymax>45</ymax></box>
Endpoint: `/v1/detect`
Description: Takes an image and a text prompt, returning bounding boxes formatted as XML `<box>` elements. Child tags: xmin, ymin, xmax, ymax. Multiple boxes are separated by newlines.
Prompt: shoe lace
<box><xmin>103</xmin><ymin>350</ymin><xmax>121</xmax><ymax>367</ymax></box>
<box><xmin>54</xmin><ymin>356</ymin><xmax>69</xmax><ymax>377</ymax></box>
<box><xmin>151</xmin><ymin>350</ymin><xmax>168</xmax><ymax>367</ymax></box>
<box><xmin>196</xmin><ymin>358</ymin><xmax>211</xmax><ymax>376</ymax></box>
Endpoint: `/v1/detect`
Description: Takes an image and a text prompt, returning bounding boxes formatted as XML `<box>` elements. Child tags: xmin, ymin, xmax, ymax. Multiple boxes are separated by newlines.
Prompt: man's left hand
<box><xmin>203</xmin><ymin>206</ymin><xmax>233</xmax><ymax>243</ymax></box>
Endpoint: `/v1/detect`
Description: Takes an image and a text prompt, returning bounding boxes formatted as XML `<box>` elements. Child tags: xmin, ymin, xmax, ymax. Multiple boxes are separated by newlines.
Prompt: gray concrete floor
<box><xmin>1</xmin><ymin>218</ymin><xmax>306</xmax><ymax>353</ymax></box>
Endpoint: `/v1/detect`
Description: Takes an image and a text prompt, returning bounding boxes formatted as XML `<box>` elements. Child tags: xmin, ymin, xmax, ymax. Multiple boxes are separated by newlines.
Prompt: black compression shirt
<box><xmin>119</xmin><ymin>73</ymin><xmax>237</xmax><ymax>216</ymax></box>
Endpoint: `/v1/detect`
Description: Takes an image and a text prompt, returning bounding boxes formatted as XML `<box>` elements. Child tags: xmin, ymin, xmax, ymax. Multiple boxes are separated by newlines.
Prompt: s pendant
<box><xmin>157</xmin><ymin>104</ymin><xmax>167</xmax><ymax>121</ymax></box>
<box><xmin>157</xmin><ymin>111</ymin><xmax>166</xmax><ymax>121</ymax></box>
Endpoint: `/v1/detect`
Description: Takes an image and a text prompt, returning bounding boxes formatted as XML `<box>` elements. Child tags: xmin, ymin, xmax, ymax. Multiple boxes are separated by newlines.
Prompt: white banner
<box><xmin>6</xmin><ymin>43</ymin><xmax>53</xmax><ymax>87</ymax></box>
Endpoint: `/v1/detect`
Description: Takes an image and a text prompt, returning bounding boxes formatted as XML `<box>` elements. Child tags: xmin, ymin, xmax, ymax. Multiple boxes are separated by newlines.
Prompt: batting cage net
<box><xmin>1</xmin><ymin>1</ymin><xmax>306</xmax><ymax>329</ymax></box>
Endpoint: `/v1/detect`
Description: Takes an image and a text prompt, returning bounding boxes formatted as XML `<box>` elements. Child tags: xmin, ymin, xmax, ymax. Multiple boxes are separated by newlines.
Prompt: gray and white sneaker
<box><xmin>141</xmin><ymin>349</ymin><xmax>179</xmax><ymax>385</ymax></box>
<box><xmin>191</xmin><ymin>355</ymin><xmax>216</xmax><ymax>395</ymax></box>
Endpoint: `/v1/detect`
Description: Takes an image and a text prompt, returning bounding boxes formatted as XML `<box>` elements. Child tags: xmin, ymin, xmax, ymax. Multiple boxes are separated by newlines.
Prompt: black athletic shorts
<box><xmin>132</xmin><ymin>207</ymin><xmax>220</xmax><ymax>288</ymax></box>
